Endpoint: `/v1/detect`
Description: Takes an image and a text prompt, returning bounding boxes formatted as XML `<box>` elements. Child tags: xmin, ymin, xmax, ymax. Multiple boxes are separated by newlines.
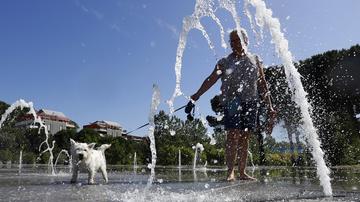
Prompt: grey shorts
<box><xmin>223</xmin><ymin>97</ymin><xmax>258</xmax><ymax>131</ymax></box>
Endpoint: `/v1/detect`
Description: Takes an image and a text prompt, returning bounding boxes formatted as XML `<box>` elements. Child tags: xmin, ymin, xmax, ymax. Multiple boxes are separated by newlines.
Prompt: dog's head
<box><xmin>70</xmin><ymin>138</ymin><xmax>96</xmax><ymax>162</ymax></box>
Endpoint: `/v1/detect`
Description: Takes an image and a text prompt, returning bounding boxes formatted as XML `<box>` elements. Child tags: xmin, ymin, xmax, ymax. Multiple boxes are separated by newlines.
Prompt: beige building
<box><xmin>15</xmin><ymin>109</ymin><xmax>76</xmax><ymax>135</ymax></box>
<box><xmin>83</xmin><ymin>120</ymin><xmax>123</xmax><ymax>137</ymax></box>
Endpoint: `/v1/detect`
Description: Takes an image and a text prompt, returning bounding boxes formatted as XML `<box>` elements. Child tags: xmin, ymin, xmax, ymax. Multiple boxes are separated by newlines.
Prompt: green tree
<box><xmin>75</xmin><ymin>128</ymin><xmax>102</xmax><ymax>143</ymax></box>
<box><xmin>0</xmin><ymin>100</ymin><xmax>9</xmax><ymax>115</ymax></box>
<box><xmin>0</xmin><ymin>149</ymin><xmax>13</xmax><ymax>162</ymax></box>
<box><xmin>53</xmin><ymin>129</ymin><xmax>77</xmax><ymax>150</ymax></box>
<box><xmin>153</xmin><ymin>110</ymin><xmax>211</xmax><ymax>165</ymax></box>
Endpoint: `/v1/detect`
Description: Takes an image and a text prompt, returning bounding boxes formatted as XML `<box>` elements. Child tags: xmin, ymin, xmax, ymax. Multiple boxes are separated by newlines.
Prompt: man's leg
<box><xmin>238</xmin><ymin>131</ymin><xmax>256</xmax><ymax>180</ymax></box>
<box><xmin>226</xmin><ymin>129</ymin><xmax>239</xmax><ymax>181</ymax></box>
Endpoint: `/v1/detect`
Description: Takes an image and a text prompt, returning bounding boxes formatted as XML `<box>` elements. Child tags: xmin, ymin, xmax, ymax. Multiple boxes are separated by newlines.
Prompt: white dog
<box><xmin>70</xmin><ymin>138</ymin><xmax>111</xmax><ymax>184</ymax></box>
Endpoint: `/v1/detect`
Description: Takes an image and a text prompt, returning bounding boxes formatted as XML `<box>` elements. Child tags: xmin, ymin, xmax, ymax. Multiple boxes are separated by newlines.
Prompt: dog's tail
<box><xmin>97</xmin><ymin>144</ymin><xmax>111</xmax><ymax>153</ymax></box>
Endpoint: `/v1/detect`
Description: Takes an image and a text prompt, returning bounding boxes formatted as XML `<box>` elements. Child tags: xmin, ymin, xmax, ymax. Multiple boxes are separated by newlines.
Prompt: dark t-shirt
<box><xmin>217</xmin><ymin>53</ymin><xmax>259</xmax><ymax>103</ymax></box>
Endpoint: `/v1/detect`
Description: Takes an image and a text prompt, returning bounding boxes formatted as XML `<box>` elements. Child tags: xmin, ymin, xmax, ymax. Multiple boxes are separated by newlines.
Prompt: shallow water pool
<box><xmin>0</xmin><ymin>164</ymin><xmax>359</xmax><ymax>201</ymax></box>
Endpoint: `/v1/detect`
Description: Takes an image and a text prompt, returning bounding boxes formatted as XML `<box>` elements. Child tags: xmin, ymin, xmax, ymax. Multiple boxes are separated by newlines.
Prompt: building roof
<box><xmin>17</xmin><ymin>108</ymin><xmax>71</xmax><ymax>122</ymax></box>
<box><xmin>102</xmin><ymin>120</ymin><xmax>121</xmax><ymax>128</ymax></box>
<box><xmin>37</xmin><ymin>109</ymin><xmax>70</xmax><ymax>122</ymax></box>
<box><xmin>38</xmin><ymin>109</ymin><xmax>67</xmax><ymax>118</ymax></box>
<box><xmin>84</xmin><ymin>120</ymin><xmax>122</xmax><ymax>130</ymax></box>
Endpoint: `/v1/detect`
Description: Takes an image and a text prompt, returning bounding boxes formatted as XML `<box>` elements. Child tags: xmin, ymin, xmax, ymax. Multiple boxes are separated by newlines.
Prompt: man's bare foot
<box><xmin>226</xmin><ymin>170</ymin><xmax>235</xmax><ymax>181</ymax></box>
<box><xmin>239</xmin><ymin>173</ymin><xmax>256</xmax><ymax>181</ymax></box>
<box><xmin>227</xmin><ymin>176</ymin><xmax>236</xmax><ymax>181</ymax></box>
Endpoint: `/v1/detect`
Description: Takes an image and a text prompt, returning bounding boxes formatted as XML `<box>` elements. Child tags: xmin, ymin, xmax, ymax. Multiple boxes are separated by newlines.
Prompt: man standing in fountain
<box><xmin>188</xmin><ymin>29</ymin><xmax>275</xmax><ymax>181</ymax></box>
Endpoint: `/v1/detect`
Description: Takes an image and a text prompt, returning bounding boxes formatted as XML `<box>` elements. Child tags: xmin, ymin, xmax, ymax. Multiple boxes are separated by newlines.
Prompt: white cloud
<box><xmin>111</xmin><ymin>24</ymin><xmax>121</xmax><ymax>32</ymax></box>
<box><xmin>91</xmin><ymin>9</ymin><xmax>104</xmax><ymax>20</ymax></box>
<box><xmin>75</xmin><ymin>0</ymin><xmax>104</xmax><ymax>21</ymax></box>
<box><xmin>80</xmin><ymin>5</ymin><xmax>89</xmax><ymax>12</ymax></box>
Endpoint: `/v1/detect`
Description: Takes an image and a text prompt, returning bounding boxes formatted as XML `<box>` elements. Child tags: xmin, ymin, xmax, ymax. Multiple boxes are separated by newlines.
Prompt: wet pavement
<box><xmin>0</xmin><ymin>164</ymin><xmax>359</xmax><ymax>201</ymax></box>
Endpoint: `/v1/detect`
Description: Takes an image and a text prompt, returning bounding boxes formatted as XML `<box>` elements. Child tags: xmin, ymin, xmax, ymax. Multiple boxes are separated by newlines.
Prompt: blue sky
<box><xmin>1</xmin><ymin>0</ymin><xmax>359</xmax><ymax>137</ymax></box>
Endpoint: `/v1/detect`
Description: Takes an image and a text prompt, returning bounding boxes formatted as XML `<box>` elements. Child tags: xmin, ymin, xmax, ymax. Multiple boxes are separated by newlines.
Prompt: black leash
<box><xmin>124</xmin><ymin>104</ymin><xmax>187</xmax><ymax>135</ymax></box>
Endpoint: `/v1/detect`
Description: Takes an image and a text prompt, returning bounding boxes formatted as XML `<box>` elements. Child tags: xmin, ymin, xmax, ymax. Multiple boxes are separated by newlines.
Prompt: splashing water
<box><xmin>167</xmin><ymin>0</ymin><xmax>253</xmax><ymax>144</ymax></box>
<box><xmin>167</xmin><ymin>0</ymin><xmax>229</xmax><ymax>113</ymax></box>
<box><xmin>247</xmin><ymin>150</ymin><xmax>255</xmax><ymax>168</ymax></box>
<box><xmin>199</xmin><ymin>115</ymin><xmax>216</xmax><ymax>145</ymax></box>
<box><xmin>244</xmin><ymin>0</ymin><xmax>332</xmax><ymax>196</ymax></box>
<box><xmin>147</xmin><ymin>84</ymin><xmax>161</xmax><ymax>186</ymax></box>
<box><xmin>192</xmin><ymin>142</ymin><xmax>204</xmax><ymax>170</ymax></box>
<box><xmin>54</xmin><ymin>149</ymin><xmax>71</xmax><ymax>173</ymax></box>
<box><xmin>192</xmin><ymin>143</ymin><xmax>206</xmax><ymax>182</ymax></box>
<box><xmin>170</xmin><ymin>130</ymin><xmax>176</xmax><ymax>136</ymax></box>
<box><xmin>244</xmin><ymin>0</ymin><xmax>263</xmax><ymax>43</ymax></box>
<box><xmin>0</xmin><ymin>99</ymin><xmax>56</xmax><ymax>175</ymax></box>
<box><xmin>218</xmin><ymin>0</ymin><xmax>248</xmax><ymax>52</ymax></box>
<box><xmin>169</xmin><ymin>0</ymin><xmax>332</xmax><ymax>196</ymax></box>
<box><xmin>0</xmin><ymin>99</ymin><xmax>34</xmax><ymax>127</ymax></box>
<box><xmin>247</xmin><ymin>150</ymin><xmax>256</xmax><ymax>175</ymax></box>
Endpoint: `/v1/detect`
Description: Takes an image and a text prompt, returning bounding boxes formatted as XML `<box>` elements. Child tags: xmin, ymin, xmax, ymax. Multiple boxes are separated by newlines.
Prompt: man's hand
<box><xmin>184</xmin><ymin>101</ymin><xmax>195</xmax><ymax>121</ymax></box>
<box><xmin>185</xmin><ymin>101</ymin><xmax>195</xmax><ymax>114</ymax></box>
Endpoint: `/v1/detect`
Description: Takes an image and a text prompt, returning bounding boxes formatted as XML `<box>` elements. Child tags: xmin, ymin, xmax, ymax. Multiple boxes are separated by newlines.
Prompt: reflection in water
<box><xmin>193</xmin><ymin>169</ymin><xmax>197</xmax><ymax>182</ymax></box>
<box><xmin>133</xmin><ymin>152</ymin><xmax>137</xmax><ymax>174</ymax></box>
<box><xmin>178</xmin><ymin>149</ymin><xmax>181</xmax><ymax>169</ymax></box>
<box><xmin>18</xmin><ymin>150</ymin><xmax>23</xmax><ymax>174</ymax></box>
<box><xmin>178</xmin><ymin>166</ymin><xmax>182</xmax><ymax>182</ymax></box>
<box><xmin>178</xmin><ymin>149</ymin><xmax>182</xmax><ymax>182</ymax></box>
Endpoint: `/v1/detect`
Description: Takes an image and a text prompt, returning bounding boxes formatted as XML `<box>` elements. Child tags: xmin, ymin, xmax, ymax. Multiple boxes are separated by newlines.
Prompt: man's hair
<box><xmin>230</xmin><ymin>29</ymin><xmax>249</xmax><ymax>46</ymax></box>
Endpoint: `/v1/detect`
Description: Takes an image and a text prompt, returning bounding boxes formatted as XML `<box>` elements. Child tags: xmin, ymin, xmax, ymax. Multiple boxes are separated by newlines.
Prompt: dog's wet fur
<box><xmin>70</xmin><ymin>138</ymin><xmax>111</xmax><ymax>184</ymax></box>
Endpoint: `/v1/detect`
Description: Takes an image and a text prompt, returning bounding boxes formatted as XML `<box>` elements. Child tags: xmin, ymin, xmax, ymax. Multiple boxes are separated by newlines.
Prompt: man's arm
<box><xmin>190</xmin><ymin>65</ymin><xmax>222</xmax><ymax>101</ymax></box>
